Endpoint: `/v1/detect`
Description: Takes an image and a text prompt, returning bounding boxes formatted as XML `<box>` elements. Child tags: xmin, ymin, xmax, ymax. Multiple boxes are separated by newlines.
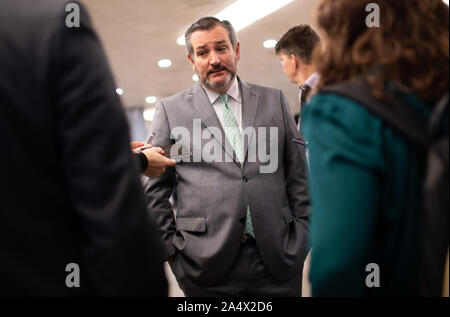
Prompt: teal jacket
<box><xmin>302</xmin><ymin>92</ymin><xmax>432</xmax><ymax>296</ymax></box>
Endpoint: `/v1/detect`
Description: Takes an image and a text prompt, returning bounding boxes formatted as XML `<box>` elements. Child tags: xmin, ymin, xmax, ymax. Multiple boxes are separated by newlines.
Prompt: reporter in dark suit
<box><xmin>0</xmin><ymin>0</ymin><xmax>167</xmax><ymax>296</ymax></box>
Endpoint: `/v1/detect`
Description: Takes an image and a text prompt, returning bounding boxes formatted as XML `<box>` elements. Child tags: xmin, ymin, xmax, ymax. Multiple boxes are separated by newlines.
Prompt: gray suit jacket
<box><xmin>142</xmin><ymin>78</ymin><xmax>310</xmax><ymax>285</ymax></box>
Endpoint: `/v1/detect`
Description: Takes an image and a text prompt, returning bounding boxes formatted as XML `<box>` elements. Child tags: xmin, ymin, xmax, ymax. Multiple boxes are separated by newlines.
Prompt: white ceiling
<box><xmin>81</xmin><ymin>0</ymin><xmax>320</xmax><ymax>115</ymax></box>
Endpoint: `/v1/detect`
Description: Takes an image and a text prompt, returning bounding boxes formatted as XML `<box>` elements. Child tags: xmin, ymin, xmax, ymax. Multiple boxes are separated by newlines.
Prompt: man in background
<box><xmin>276</xmin><ymin>25</ymin><xmax>321</xmax><ymax>131</ymax></box>
<box><xmin>0</xmin><ymin>0</ymin><xmax>167</xmax><ymax>296</ymax></box>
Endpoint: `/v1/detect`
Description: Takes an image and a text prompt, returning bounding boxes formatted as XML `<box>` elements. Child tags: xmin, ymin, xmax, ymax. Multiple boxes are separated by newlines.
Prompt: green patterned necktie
<box><xmin>220</xmin><ymin>94</ymin><xmax>255</xmax><ymax>238</ymax></box>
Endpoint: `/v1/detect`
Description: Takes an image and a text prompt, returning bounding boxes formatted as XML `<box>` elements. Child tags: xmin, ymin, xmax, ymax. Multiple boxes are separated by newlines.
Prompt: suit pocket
<box><xmin>281</xmin><ymin>206</ymin><xmax>293</xmax><ymax>224</ymax></box>
<box><xmin>176</xmin><ymin>217</ymin><xmax>207</xmax><ymax>232</ymax></box>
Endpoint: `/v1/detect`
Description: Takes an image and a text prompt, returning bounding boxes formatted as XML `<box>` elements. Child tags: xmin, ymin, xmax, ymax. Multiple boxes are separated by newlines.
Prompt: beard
<box><xmin>202</xmin><ymin>66</ymin><xmax>236</xmax><ymax>91</ymax></box>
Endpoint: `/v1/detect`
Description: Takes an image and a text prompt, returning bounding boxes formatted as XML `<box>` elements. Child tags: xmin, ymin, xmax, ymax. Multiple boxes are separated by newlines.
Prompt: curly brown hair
<box><xmin>313</xmin><ymin>0</ymin><xmax>449</xmax><ymax>101</ymax></box>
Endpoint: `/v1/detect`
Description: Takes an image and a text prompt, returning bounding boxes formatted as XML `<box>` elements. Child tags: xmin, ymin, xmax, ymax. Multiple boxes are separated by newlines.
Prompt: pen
<box><xmin>139</xmin><ymin>131</ymin><xmax>156</xmax><ymax>151</ymax></box>
<box><xmin>292</xmin><ymin>138</ymin><xmax>308</xmax><ymax>146</ymax></box>
<box><xmin>144</xmin><ymin>131</ymin><xmax>156</xmax><ymax>145</ymax></box>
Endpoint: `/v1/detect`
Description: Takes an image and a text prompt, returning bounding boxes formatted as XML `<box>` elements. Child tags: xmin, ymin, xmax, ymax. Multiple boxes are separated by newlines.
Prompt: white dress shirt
<box><xmin>305</xmin><ymin>71</ymin><xmax>320</xmax><ymax>89</ymax></box>
<box><xmin>202</xmin><ymin>77</ymin><xmax>242</xmax><ymax>134</ymax></box>
<box><xmin>298</xmin><ymin>72</ymin><xmax>320</xmax><ymax>131</ymax></box>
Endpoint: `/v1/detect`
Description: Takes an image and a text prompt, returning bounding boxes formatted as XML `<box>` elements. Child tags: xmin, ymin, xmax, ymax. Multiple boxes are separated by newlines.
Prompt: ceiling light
<box><xmin>115</xmin><ymin>88</ymin><xmax>123</xmax><ymax>95</ymax></box>
<box><xmin>263</xmin><ymin>39</ymin><xmax>277</xmax><ymax>48</ymax></box>
<box><xmin>176</xmin><ymin>0</ymin><xmax>294</xmax><ymax>45</ymax></box>
<box><xmin>158</xmin><ymin>59</ymin><xmax>172</xmax><ymax>68</ymax></box>
<box><xmin>145</xmin><ymin>96</ymin><xmax>157</xmax><ymax>104</ymax></box>
<box><xmin>216</xmin><ymin>0</ymin><xmax>294</xmax><ymax>32</ymax></box>
<box><xmin>177</xmin><ymin>36</ymin><xmax>186</xmax><ymax>46</ymax></box>
<box><xmin>192</xmin><ymin>74</ymin><xmax>199</xmax><ymax>82</ymax></box>
<box><xmin>143</xmin><ymin>108</ymin><xmax>156</xmax><ymax>122</ymax></box>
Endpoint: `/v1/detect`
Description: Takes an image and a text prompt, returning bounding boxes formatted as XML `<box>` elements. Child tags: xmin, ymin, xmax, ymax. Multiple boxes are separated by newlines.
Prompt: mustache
<box><xmin>207</xmin><ymin>65</ymin><xmax>229</xmax><ymax>75</ymax></box>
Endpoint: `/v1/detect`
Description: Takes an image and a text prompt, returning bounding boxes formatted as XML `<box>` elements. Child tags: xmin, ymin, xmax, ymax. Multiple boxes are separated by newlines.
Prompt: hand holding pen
<box><xmin>130</xmin><ymin>132</ymin><xmax>176</xmax><ymax>177</ymax></box>
<box><xmin>131</xmin><ymin>132</ymin><xmax>156</xmax><ymax>153</ymax></box>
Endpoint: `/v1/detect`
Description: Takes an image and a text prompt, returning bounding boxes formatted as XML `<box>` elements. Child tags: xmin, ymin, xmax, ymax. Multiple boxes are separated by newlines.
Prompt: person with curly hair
<box><xmin>302</xmin><ymin>0</ymin><xmax>449</xmax><ymax>296</ymax></box>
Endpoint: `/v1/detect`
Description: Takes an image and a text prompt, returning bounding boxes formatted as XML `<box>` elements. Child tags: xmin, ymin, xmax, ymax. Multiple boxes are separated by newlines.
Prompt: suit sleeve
<box><xmin>280</xmin><ymin>90</ymin><xmax>311</xmax><ymax>260</ymax></box>
<box><xmin>141</xmin><ymin>101</ymin><xmax>177</xmax><ymax>261</ymax></box>
<box><xmin>50</xmin><ymin>2</ymin><xmax>167</xmax><ymax>296</ymax></box>
<box><xmin>134</xmin><ymin>152</ymin><xmax>148</xmax><ymax>173</ymax></box>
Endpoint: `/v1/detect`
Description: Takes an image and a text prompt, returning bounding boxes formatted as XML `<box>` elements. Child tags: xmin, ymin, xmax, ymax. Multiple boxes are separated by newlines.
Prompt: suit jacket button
<box><xmin>242</xmin><ymin>176</ymin><xmax>248</xmax><ymax>183</ymax></box>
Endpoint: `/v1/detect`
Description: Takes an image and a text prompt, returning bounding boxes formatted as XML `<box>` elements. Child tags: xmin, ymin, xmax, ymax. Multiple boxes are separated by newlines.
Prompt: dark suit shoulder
<box><xmin>1</xmin><ymin>0</ymin><xmax>80</xmax><ymax>27</ymax></box>
<box><xmin>0</xmin><ymin>0</ymin><xmax>92</xmax><ymax>61</ymax></box>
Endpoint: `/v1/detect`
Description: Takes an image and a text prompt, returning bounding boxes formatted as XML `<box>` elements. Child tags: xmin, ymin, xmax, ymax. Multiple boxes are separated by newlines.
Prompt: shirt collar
<box><xmin>202</xmin><ymin>77</ymin><xmax>241</xmax><ymax>105</ymax></box>
<box><xmin>305</xmin><ymin>72</ymin><xmax>320</xmax><ymax>88</ymax></box>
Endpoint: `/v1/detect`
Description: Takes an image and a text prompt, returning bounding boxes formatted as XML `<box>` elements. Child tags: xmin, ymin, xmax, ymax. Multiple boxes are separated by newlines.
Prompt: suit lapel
<box><xmin>190</xmin><ymin>82</ymin><xmax>240</xmax><ymax>166</ymax></box>
<box><xmin>240</xmin><ymin>79</ymin><xmax>259</xmax><ymax>163</ymax></box>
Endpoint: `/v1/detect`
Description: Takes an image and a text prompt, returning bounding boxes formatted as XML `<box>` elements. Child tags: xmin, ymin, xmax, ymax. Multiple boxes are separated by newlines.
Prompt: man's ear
<box><xmin>235</xmin><ymin>42</ymin><xmax>241</xmax><ymax>61</ymax></box>
<box><xmin>290</xmin><ymin>54</ymin><xmax>299</xmax><ymax>69</ymax></box>
<box><xmin>187</xmin><ymin>53</ymin><xmax>195</xmax><ymax>70</ymax></box>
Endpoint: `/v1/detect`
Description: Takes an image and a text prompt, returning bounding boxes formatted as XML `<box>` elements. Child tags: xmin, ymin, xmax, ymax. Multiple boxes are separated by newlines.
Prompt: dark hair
<box><xmin>275</xmin><ymin>25</ymin><xmax>321</xmax><ymax>64</ymax></box>
<box><xmin>185</xmin><ymin>17</ymin><xmax>238</xmax><ymax>56</ymax></box>
<box><xmin>314</xmin><ymin>0</ymin><xmax>449</xmax><ymax>101</ymax></box>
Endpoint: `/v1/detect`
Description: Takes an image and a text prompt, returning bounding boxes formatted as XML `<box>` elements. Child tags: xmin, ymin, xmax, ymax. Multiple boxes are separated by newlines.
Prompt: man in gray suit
<box><xmin>143</xmin><ymin>17</ymin><xmax>310</xmax><ymax>296</ymax></box>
